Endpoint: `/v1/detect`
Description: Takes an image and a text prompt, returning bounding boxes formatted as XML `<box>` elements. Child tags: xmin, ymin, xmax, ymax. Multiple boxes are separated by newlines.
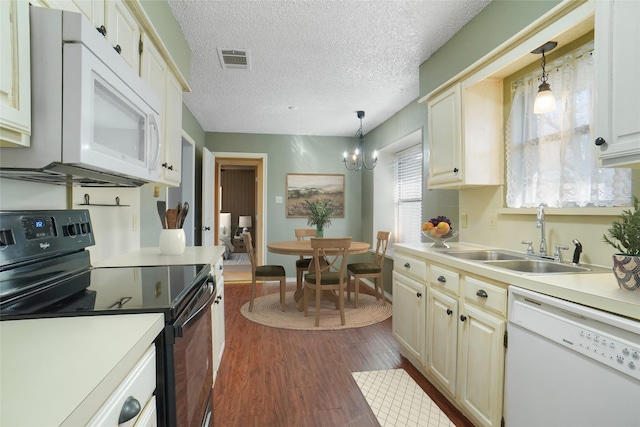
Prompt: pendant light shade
<box><xmin>531</xmin><ymin>41</ymin><xmax>558</xmax><ymax>115</ymax></box>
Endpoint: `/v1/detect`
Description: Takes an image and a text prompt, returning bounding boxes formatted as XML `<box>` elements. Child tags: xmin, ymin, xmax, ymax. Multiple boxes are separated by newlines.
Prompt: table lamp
<box><xmin>239</xmin><ymin>215</ymin><xmax>252</xmax><ymax>233</ymax></box>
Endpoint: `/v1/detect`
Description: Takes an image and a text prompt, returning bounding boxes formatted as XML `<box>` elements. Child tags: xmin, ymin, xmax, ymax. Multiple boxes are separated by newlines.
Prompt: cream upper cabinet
<box><xmin>0</xmin><ymin>0</ymin><xmax>30</xmax><ymax>147</ymax></box>
<box><xmin>44</xmin><ymin>0</ymin><xmax>105</xmax><ymax>27</ymax></box>
<box><xmin>162</xmin><ymin>72</ymin><xmax>183</xmax><ymax>184</ymax></box>
<box><xmin>392</xmin><ymin>270</ymin><xmax>426</xmax><ymax>364</ymax></box>
<box><xmin>426</xmin><ymin>79</ymin><xmax>503</xmax><ymax>189</ymax></box>
<box><xmin>105</xmin><ymin>0</ymin><xmax>140</xmax><ymax>71</ymax></box>
<box><xmin>427</xmin><ymin>84</ymin><xmax>461</xmax><ymax>186</ymax></box>
<box><xmin>594</xmin><ymin>0</ymin><xmax>640</xmax><ymax>168</ymax></box>
<box><xmin>140</xmin><ymin>34</ymin><xmax>182</xmax><ymax>185</ymax></box>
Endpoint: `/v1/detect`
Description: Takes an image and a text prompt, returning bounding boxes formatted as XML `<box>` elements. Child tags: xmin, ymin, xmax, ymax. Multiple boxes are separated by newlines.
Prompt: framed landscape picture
<box><xmin>286</xmin><ymin>173</ymin><xmax>345</xmax><ymax>218</ymax></box>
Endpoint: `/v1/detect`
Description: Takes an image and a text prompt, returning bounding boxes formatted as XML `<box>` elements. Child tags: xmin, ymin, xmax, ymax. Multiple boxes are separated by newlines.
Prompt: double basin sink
<box><xmin>443</xmin><ymin>249</ymin><xmax>609</xmax><ymax>275</ymax></box>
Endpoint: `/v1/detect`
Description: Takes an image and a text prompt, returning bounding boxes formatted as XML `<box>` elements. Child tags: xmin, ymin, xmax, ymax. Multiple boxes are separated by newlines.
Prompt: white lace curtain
<box><xmin>505</xmin><ymin>43</ymin><xmax>632</xmax><ymax>208</ymax></box>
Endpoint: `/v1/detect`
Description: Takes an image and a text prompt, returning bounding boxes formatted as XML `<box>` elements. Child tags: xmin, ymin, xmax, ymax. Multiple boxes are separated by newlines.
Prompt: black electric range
<box><xmin>0</xmin><ymin>210</ymin><xmax>215</xmax><ymax>426</ymax></box>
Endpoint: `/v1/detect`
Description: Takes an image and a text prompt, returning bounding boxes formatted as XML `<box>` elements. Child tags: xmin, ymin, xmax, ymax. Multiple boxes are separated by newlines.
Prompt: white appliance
<box><xmin>0</xmin><ymin>6</ymin><xmax>162</xmax><ymax>187</ymax></box>
<box><xmin>505</xmin><ymin>286</ymin><xmax>640</xmax><ymax>427</ymax></box>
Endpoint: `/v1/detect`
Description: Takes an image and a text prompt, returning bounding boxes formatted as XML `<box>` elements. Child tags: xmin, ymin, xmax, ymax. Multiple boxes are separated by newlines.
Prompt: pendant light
<box><xmin>531</xmin><ymin>41</ymin><xmax>558</xmax><ymax>114</ymax></box>
<box><xmin>343</xmin><ymin>111</ymin><xmax>377</xmax><ymax>171</ymax></box>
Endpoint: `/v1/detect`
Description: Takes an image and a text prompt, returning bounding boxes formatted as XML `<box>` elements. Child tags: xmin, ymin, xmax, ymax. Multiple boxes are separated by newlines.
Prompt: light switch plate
<box><xmin>460</xmin><ymin>213</ymin><xmax>467</xmax><ymax>228</ymax></box>
<box><xmin>275</xmin><ymin>196</ymin><xmax>283</xmax><ymax>204</ymax></box>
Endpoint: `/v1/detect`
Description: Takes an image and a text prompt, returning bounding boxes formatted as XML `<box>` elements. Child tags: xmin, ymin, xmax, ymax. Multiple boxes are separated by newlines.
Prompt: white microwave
<box><xmin>0</xmin><ymin>6</ymin><xmax>162</xmax><ymax>187</ymax></box>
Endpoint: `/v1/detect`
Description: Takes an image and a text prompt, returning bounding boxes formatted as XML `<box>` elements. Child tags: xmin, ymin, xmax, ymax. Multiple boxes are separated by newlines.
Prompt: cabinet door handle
<box><xmin>202</xmin><ymin>226</ymin><xmax>211</xmax><ymax>231</ymax></box>
<box><xmin>416</xmin><ymin>292</ymin><xmax>422</xmax><ymax>298</ymax></box>
<box><xmin>404</xmin><ymin>262</ymin><xmax>411</xmax><ymax>268</ymax></box>
<box><xmin>118</xmin><ymin>396</ymin><xmax>141</xmax><ymax>424</ymax></box>
<box><xmin>446</xmin><ymin>309</ymin><xmax>453</xmax><ymax>316</ymax></box>
<box><xmin>96</xmin><ymin>25</ymin><xmax>106</xmax><ymax>36</ymax></box>
<box><xmin>437</xmin><ymin>275</ymin><xmax>446</xmax><ymax>283</ymax></box>
<box><xmin>114</xmin><ymin>44</ymin><xmax>122</xmax><ymax>54</ymax></box>
<box><xmin>162</xmin><ymin>162</ymin><xmax>168</xmax><ymax>168</ymax></box>
<box><xmin>453</xmin><ymin>167</ymin><xmax>459</xmax><ymax>173</ymax></box>
<box><xmin>595</xmin><ymin>137</ymin><xmax>606</xmax><ymax>146</ymax></box>
<box><xmin>476</xmin><ymin>289</ymin><xmax>488</xmax><ymax>298</ymax></box>
<box><xmin>460</xmin><ymin>315</ymin><xmax>467</xmax><ymax>322</ymax></box>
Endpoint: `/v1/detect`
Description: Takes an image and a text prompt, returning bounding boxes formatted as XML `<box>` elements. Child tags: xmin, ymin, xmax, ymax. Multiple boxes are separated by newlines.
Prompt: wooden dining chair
<box><xmin>347</xmin><ymin>231</ymin><xmax>391</xmax><ymax>307</ymax></box>
<box><xmin>244</xmin><ymin>232</ymin><xmax>287</xmax><ymax>312</ymax></box>
<box><xmin>303</xmin><ymin>237</ymin><xmax>352</xmax><ymax>327</ymax></box>
<box><xmin>294</xmin><ymin>228</ymin><xmax>317</xmax><ymax>293</ymax></box>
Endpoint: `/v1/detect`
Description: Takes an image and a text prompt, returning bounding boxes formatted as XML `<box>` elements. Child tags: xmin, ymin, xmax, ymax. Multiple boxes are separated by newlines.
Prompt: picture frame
<box><xmin>286</xmin><ymin>173</ymin><xmax>345</xmax><ymax>218</ymax></box>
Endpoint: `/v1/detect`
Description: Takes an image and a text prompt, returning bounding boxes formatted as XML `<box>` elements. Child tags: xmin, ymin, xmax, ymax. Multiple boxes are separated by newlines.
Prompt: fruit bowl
<box><xmin>421</xmin><ymin>230</ymin><xmax>459</xmax><ymax>248</ymax></box>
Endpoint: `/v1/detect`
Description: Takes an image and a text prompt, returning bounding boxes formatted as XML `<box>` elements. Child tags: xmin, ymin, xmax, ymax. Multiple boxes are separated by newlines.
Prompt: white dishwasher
<box><xmin>505</xmin><ymin>286</ymin><xmax>640</xmax><ymax>427</ymax></box>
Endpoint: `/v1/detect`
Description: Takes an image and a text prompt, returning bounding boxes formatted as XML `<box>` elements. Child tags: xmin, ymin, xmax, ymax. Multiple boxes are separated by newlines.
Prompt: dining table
<box><xmin>267</xmin><ymin>239</ymin><xmax>371</xmax><ymax>310</ymax></box>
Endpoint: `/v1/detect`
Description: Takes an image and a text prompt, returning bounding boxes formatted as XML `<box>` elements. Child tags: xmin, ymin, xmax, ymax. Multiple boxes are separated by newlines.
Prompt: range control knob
<box><xmin>65</xmin><ymin>224</ymin><xmax>77</xmax><ymax>237</ymax></box>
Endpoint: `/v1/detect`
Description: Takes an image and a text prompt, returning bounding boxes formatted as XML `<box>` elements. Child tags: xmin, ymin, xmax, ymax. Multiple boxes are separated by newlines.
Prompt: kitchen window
<box><xmin>373</xmin><ymin>130</ymin><xmax>422</xmax><ymax>245</ymax></box>
<box><xmin>505</xmin><ymin>41</ymin><xmax>632</xmax><ymax>208</ymax></box>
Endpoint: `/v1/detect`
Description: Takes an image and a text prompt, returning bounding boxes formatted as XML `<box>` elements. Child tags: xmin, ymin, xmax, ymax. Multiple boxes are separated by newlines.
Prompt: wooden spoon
<box><xmin>165</xmin><ymin>209</ymin><xmax>177</xmax><ymax>230</ymax></box>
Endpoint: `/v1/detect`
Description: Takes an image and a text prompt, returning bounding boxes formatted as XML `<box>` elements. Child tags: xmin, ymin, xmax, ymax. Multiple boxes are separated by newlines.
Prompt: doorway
<box><xmin>213</xmin><ymin>154</ymin><xmax>266</xmax><ymax>282</ymax></box>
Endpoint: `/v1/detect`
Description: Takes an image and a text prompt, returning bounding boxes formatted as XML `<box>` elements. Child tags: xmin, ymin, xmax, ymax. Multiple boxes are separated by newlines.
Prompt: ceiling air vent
<box><xmin>217</xmin><ymin>48</ymin><xmax>250</xmax><ymax>70</ymax></box>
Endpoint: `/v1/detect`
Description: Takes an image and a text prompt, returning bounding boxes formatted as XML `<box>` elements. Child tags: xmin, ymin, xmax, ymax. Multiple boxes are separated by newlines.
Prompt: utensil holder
<box><xmin>159</xmin><ymin>229</ymin><xmax>186</xmax><ymax>255</ymax></box>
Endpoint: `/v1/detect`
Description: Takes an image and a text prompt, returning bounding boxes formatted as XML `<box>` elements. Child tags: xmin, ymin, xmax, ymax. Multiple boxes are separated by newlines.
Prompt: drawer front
<box><xmin>429</xmin><ymin>264</ymin><xmax>460</xmax><ymax>296</ymax></box>
<box><xmin>464</xmin><ymin>276</ymin><xmax>507</xmax><ymax>317</ymax></box>
<box><xmin>134</xmin><ymin>396</ymin><xmax>157</xmax><ymax>427</ymax></box>
<box><xmin>214</xmin><ymin>257</ymin><xmax>224</xmax><ymax>281</ymax></box>
<box><xmin>88</xmin><ymin>345</ymin><xmax>156</xmax><ymax>426</ymax></box>
<box><xmin>394</xmin><ymin>253</ymin><xmax>428</xmax><ymax>282</ymax></box>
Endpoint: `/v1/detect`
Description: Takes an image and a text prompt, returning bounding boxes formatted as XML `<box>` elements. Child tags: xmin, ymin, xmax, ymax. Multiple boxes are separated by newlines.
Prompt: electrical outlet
<box><xmin>489</xmin><ymin>215</ymin><xmax>497</xmax><ymax>230</ymax></box>
<box><xmin>460</xmin><ymin>213</ymin><xmax>468</xmax><ymax>228</ymax></box>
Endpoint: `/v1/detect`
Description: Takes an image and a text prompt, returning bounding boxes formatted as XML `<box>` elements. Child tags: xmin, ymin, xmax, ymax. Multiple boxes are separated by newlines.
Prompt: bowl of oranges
<box><xmin>421</xmin><ymin>216</ymin><xmax>458</xmax><ymax>248</ymax></box>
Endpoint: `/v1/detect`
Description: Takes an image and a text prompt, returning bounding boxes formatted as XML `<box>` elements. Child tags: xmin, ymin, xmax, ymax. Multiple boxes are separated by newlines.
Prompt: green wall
<box><xmin>419</xmin><ymin>0</ymin><xmax>561</xmax><ymax>97</ymax></box>
<box><xmin>206</xmin><ymin>133</ymin><xmax>362</xmax><ymax>273</ymax></box>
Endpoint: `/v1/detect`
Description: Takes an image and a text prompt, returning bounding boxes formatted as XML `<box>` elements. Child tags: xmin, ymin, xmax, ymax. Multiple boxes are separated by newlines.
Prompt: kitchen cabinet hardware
<box><xmin>453</xmin><ymin>168</ymin><xmax>459</xmax><ymax>173</ymax></box>
<box><xmin>114</xmin><ymin>44</ymin><xmax>122</xmax><ymax>54</ymax></box>
<box><xmin>416</xmin><ymin>292</ymin><xmax>422</xmax><ymax>298</ymax></box>
<box><xmin>202</xmin><ymin>226</ymin><xmax>211</xmax><ymax>231</ymax></box>
<box><xmin>96</xmin><ymin>25</ymin><xmax>106</xmax><ymax>36</ymax></box>
<box><xmin>447</xmin><ymin>309</ymin><xmax>453</xmax><ymax>315</ymax></box>
<box><xmin>476</xmin><ymin>289</ymin><xmax>488</xmax><ymax>298</ymax></box>
<box><xmin>460</xmin><ymin>315</ymin><xmax>467</xmax><ymax>322</ymax></box>
<box><xmin>80</xmin><ymin>194</ymin><xmax>129</xmax><ymax>207</ymax></box>
<box><xmin>118</xmin><ymin>396</ymin><xmax>141</xmax><ymax>424</ymax></box>
<box><xmin>437</xmin><ymin>275</ymin><xmax>446</xmax><ymax>283</ymax></box>
<box><xmin>404</xmin><ymin>262</ymin><xmax>411</xmax><ymax>268</ymax></box>
<box><xmin>594</xmin><ymin>137</ymin><xmax>606</xmax><ymax>146</ymax></box>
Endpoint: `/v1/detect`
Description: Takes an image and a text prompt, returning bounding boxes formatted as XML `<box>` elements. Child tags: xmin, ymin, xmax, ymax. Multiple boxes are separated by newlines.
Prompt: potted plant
<box><xmin>603</xmin><ymin>196</ymin><xmax>640</xmax><ymax>291</ymax></box>
<box><xmin>306</xmin><ymin>198</ymin><xmax>335</xmax><ymax>237</ymax></box>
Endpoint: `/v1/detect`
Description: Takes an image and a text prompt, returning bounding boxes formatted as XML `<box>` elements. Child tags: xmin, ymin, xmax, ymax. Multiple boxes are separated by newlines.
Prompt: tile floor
<box><xmin>353</xmin><ymin>369</ymin><xmax>456</xmax><ymax>427</ymax></box>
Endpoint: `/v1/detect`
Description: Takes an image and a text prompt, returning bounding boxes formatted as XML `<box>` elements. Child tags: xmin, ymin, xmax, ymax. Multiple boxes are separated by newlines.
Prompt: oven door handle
<box><xmin>174</xmin><ymin>278</ymin><xmax>215</xmax><ymax>338</ymax></box>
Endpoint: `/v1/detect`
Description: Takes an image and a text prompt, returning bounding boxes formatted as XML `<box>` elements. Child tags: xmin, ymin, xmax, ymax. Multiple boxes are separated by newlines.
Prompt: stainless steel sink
<box><xmin>444</xmin><ymin>250</ymin><xmax>527</xmax><ymax>261</ymax></box>
<box><xmin>483</xmin><ymin>259</ymin><xmax>604</xmax><ymax>274</ymax></box>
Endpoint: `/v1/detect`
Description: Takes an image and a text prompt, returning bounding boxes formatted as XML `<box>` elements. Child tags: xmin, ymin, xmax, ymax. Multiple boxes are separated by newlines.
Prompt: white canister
<box><xmin>159</xmin><ymin>229</ymin><xmax>186</xmax><ymax>255</ymax></box>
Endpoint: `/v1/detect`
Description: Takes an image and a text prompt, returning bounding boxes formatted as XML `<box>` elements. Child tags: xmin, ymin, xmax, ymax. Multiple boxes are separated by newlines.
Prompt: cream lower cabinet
<box><xmin>394</xmin><ymin>249</ymin><xmax>507</xmax><ymax>427</ymax></box>
<box><xmin>392</xmin><ymin>271</ymin><xmax>426</xmax><ymax>364</ymax></box>
<box><xmin>212</xmin><ymin>257</ymin><xmax>226</xmax><ymax>385</ymax></box>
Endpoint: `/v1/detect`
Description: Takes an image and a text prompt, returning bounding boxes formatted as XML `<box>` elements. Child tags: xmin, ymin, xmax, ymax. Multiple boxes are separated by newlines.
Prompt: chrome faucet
<box><xmin>536</xmin><ymin>204</ymin><xmax>547</xmax><ymax>256</ymax></box>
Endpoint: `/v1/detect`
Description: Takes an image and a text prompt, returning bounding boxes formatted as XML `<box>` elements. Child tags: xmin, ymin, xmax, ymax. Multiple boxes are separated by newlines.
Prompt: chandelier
<box><xmin>343</xmin><ymin>111</ymin><xmax>377</xmax><ymax>171</ymax></box>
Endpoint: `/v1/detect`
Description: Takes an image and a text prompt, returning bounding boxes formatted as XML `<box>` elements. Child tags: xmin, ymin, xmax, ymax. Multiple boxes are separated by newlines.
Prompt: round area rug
<box><xmin>240</xmin><ymin>291</ymin><xmax>392</xmax><ymax>330</ymax></box>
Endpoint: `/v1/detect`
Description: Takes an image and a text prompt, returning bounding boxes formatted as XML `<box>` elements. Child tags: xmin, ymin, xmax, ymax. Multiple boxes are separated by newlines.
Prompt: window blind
<box><xmin>395</xmin><ymin>144</ymin><xmax>422</xmax><ymax>243</ymax></box>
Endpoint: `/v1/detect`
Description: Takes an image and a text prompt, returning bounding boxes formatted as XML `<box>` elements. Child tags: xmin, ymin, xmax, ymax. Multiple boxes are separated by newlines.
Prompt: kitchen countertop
<box><xmin>0</xmin><ymin>313</ymin><xmax>164</xmax><ymax>426</ymax></box>
<box><xmin>394</xmin><ymin>242</ymin><xmax>640</xmax><ymax>321</ymax></box>
<box><xmin>93</xmin><ymin>245</ymin><xmax>225</xmax><ymax>267</ymax></box>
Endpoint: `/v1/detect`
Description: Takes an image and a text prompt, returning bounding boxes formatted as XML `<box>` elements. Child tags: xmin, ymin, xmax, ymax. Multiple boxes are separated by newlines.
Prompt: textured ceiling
<box><xmin>168</xmin><ymin>0</ymin><xmax>490</xmax><ymax>137</ymax></box>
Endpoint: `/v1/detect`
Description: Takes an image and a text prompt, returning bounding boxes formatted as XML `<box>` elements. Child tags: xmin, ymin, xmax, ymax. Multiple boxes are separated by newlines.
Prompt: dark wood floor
<box><xmin>213</xmin><ymin>280</ymin><xmax>474</xmax><ymax>427</ymax></box>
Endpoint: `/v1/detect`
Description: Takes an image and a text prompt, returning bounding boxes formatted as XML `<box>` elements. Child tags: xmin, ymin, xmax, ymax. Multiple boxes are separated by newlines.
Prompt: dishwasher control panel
<box><xmin>509</xmin><ymin>287</ymin><xmax>640</xmax><ymax>381</ymax></box>
<box><xmin>576</xmin><ymin>327</ymin><xmax>640</xmax><ymax>380</ymax></box>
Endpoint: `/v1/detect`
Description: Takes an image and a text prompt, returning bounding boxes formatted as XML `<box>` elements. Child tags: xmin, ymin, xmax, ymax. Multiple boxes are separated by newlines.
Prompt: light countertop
<box><xmin>0</xmin><ymin>313</ymin><xmax>164</xmax><ymax>426</ymax></box>
<box><xmin>394</xmin><ymin>242</ymin><xmax>640</xmax><ymax>321</ymax></box>
<box><xmin>93</xmin><ymin>245</ymin><xmax>225</xmax><ymax>267</ymax></box>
